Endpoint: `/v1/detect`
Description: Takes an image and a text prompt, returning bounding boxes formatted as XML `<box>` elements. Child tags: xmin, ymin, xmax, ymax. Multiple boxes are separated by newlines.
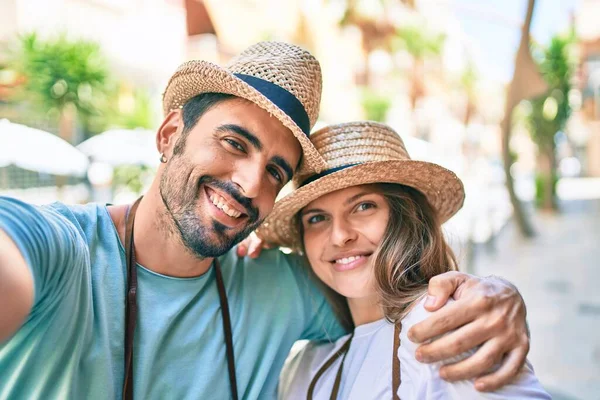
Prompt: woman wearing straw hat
<box><xmin>256</xmin><ymin>122</ymin><xmax>550</xmax><ymax>399</ymax></box>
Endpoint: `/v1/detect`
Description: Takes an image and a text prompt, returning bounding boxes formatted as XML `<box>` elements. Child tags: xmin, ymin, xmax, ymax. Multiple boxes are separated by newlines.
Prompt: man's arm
<box><xmin>0</xmin><ymin>197</ymin><xmax>87</xmax><ymax>344</ymax></box>
<box><xmin>401</xmin><ymin>297</ymin><xmax>549</xmax><ymax>399</ymax></box>
<box><xmin>0</xmin><ymin>229</ymin><xmax>34</xmax><ymax>342</ymax></box>
<box><xmin>408</xmin><ymin>271</ymin><xmax>530</xmax><ymax>392</ymax></box>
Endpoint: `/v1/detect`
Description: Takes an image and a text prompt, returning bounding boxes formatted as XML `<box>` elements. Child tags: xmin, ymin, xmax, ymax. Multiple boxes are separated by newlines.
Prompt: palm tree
<box><xmin>461</xmin><ymin>62</ymin><xmax>478</xmax><ymax>126</ymax></box>
<box><xmin>500</xmin><ymin>0</ymin><xmax>548</xmax><ymax>237</ymax></box>
<box><xmin>334</xmin><ymin>0</ymin><xmax>395</xmax><ymax>85</ymax></box>
<box><xmin>394</xmin><ymin>25</ymin><xmax>445</xmax><ymax>110</ymax></box>
<box><xmin>6</xmin><ymin>32</ymin><xmax>111</xmax><ymax>144</ymax></box>
<box><xmin>527</xmin><ymin>35</ymin><xmax>574</xmax><ymax>212</ymax></box>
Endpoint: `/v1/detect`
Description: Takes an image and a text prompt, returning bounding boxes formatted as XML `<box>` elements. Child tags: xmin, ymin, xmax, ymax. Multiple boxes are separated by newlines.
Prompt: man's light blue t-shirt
<box><xmin>0</xmin><ymin>197</ymin><xmax>345</xmax><ymax>399</ymax></box>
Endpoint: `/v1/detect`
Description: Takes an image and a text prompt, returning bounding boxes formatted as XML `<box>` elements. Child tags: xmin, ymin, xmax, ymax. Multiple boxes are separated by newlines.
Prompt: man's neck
<box><xmin>347</xmin><ymin>295</ymin><xmax>385</xmax><ymax>327</ymax></box>
<box><xmin>109</xmin><ymin>189</ymin><xmax>214</xmax><ymax>278</ymax></box>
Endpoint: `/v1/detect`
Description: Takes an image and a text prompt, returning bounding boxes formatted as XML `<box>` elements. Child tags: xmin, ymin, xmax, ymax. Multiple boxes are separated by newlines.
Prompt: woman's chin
<box><xmin>331</xmin><ymin>279</ymin><xmax>375</xmax><ymax>300</ymax></box>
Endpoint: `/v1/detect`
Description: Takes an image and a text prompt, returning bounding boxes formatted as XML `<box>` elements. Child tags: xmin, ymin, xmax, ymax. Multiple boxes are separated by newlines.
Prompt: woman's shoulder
<box><xmin>287</xmin><ymin>333</ymin><xmax>353</xmax><ymax>375</ymax></box>
<box><xmin>279</xmin><ymin>335</ymin><xmax>351</xmax><ymax>399</ymax></box>
<box><xmin>397</xmin><ymin>297</ymin><xmax>551</xmax><ymax>400</ymax></box>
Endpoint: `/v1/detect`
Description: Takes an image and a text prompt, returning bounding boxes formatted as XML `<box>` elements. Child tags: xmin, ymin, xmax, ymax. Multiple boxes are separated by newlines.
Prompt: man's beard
<box><xmin>159</xmin><ymin>163</ymin><xmax>262</xmax><ymax>259</ymax></box>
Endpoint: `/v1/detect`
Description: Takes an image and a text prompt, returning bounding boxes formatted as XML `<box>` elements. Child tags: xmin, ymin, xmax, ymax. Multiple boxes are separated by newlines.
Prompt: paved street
<box><xmin>470</xmin><ymin>200</ymin><xmax>600</xmax><ymax>400</ymax></box>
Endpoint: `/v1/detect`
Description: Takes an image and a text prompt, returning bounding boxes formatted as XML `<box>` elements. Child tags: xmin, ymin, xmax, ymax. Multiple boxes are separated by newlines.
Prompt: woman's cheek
<box><xmin>304</xmin><ymin>234</ymin><xmax>327</xmax><ymax>272</ymax></box>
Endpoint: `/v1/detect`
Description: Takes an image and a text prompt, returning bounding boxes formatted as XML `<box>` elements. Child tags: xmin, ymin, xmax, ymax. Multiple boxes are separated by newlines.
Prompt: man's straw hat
<box><xmin>257</xmin><ymin>121</ymin><xmax>465</xmax><ymax>250</ymax></box>
<box><xmin>162</xmin><ymin>41</ymin><xmax>327</xmax><ymax>174</ymax></box>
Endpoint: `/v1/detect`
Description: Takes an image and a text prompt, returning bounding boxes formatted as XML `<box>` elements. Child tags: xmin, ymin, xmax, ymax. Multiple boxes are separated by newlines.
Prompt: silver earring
<box><xmin>160</xmin><ymin>153</ymin><xmax>167</xmax><ymax>163</ymax></box>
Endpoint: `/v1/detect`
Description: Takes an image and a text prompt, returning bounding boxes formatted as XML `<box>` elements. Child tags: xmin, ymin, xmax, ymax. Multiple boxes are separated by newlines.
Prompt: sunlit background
<box><xmin>1</xmin><ymin>0</ymin><xmax>599</xmax><ymax>398</ymax></box>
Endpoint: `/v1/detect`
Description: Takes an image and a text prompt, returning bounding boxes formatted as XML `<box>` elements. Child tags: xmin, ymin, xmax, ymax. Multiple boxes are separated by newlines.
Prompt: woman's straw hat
<box><xmin>162</xmin><ymin>41</ymin><xmax>327</xmax><ymax>174</ymax></box>
<box><xmin>257</xmin><ymin>121</ymin><xmax>465</xmax><ymax>250</ymax></box>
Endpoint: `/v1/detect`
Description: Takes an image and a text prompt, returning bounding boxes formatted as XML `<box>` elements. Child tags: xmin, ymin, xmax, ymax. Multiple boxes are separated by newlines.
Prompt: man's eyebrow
<box><xmin>271</xmin><ymin>155</ymin><xmax>294</xmax><ymax>182</ymax></box>
<box><xmin>216</xmin><ymin>124</ymin><xmax>262</xmax><ymax>151</ymax></box>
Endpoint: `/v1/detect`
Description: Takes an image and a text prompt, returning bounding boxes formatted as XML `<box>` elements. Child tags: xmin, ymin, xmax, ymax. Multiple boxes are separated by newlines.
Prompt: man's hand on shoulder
<box><xmin>236</xmin><ymin>232</ymin><xmax>273</xmax><ymax>259</ymax></box>
<box><xmin>407</xmin><ymin>271</ymin><xmax>529</xmax><ymax>392</ymax></box>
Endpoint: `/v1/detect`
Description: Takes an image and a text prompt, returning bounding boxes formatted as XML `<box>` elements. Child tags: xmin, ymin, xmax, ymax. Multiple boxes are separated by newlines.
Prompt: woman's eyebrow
<box><xmin>344</xmin><ymin>191</ymin><xmax>371</xmax><ymax>206</ymax></box>
<box><xmin>300</xmin><ymin>208</ymin><xmax>325</xmax><ymax>217</ymax></box>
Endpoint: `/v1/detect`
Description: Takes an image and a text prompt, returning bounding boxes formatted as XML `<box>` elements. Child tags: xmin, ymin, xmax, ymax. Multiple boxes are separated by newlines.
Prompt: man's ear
<box><xmin>156</xmin><ymin>109</ymin><xmax>184</xmax><ymax>157</ymax></box>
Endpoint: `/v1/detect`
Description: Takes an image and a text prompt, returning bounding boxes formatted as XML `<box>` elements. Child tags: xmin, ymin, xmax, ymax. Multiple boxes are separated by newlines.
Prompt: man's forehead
<box><xmin>198</xmin><ymin>98</ymin><xmax>284</xmax><ymax>134</ymax></box>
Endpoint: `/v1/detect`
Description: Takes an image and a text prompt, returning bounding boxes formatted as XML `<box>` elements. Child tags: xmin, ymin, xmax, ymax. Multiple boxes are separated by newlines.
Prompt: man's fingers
<box><xmin>237</xmin><ymin>233</ymin><xmax>266</xmax><ymax>258</ymax></box>
<box><xmin>409</xmin><ymin>296</ymin><xmax>479</xmax><ymax>343</ymax></box>
<box><xmin>438</xmin><ymin>338</ymin><xmax>505</xmax><ymax>382</ymax></box>
<box><xmin>248</xmin><ymin>240</ymin><xmax>259</xmax><ymax>258</ymax></box>
<box><xmin>474</xmin><ymin>345</ymin><xmax>528</xmax><ymax>392</ymax></box>
<box><xmin>236</xmin><ymin>243</ymin><xmax>249</xmax><ymax>257</ymax></box>
<box><xmin>425</xmin><ymin>272</ymin><xmax>470</xmax><ymax>311</ymax></box>
<box><xmin>415</xmin><ymin>320</ymin><xmax>491</xmax><ymax>363</ymax></box>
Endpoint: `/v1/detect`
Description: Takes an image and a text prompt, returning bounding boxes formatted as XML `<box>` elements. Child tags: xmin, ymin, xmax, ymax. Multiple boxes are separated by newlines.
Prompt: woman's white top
<box><xmin>279</xmin><ymin>298</ymin><xmax>550</xmax><ymax>399</ymax></box>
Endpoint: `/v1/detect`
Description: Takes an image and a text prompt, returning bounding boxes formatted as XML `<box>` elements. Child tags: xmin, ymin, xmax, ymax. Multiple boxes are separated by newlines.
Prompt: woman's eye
<box><xmin>224</xmin><ymin>138</ymin><xmax>246</xmax><ymax>153</ymax></box>
<box><xmin>356</xmin><ymin>202</ymin><xmax>375</xmax><ymax>212</ymax></box>
<box><xmin>306</xmin><ymin>214</ymin><xmax>326</xmax><ymax>225</ymax></box>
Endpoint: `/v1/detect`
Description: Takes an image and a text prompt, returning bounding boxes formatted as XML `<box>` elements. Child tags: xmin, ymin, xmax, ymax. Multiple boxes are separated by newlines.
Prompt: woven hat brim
<box><xmin>162</xmin><ymin>61</ymin><xmax>327</xmax><ymax>175</ymax></box>
<box><xmin>257</xmin><ymin>160</ymin><xmax>465</xmax><ymax>250</ymax></box>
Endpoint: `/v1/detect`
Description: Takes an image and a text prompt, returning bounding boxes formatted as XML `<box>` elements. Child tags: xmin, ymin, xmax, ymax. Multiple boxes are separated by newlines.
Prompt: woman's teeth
<box><xmin>335</xmin><ymin>255</ymin><xmax>364</xmax><ymax>264</ymax></box>
<box><xmin>209</xmin><ymin>193</ymin><xmax>242</xmax><ymax>218</ymax></box>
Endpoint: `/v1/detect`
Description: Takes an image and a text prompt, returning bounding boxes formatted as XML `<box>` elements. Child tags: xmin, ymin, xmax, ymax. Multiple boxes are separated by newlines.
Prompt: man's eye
<box><xmin>224</xmin><ymin>138</ymin><xmax>246</xmax><ymax>153</ymax></box>
<box><xmin>267</xmin><ymin>166</ymin><xmax>283</xmax><ymax>183</ymax></box>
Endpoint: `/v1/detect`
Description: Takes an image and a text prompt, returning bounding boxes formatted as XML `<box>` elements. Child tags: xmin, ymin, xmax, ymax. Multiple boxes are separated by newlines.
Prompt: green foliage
<box><xmin>361</xmin><ymin>88</ymin><xmax>391</xmax><ymax>122</ymax></box>
<box><xmin>109</xmin><ymin>88</ymin><xmax>157</xmax><ymax>130</ymax></box>
<box><xmin>112</xmin><ymin>164</ymin><xmax>152</xmax><ymax>195</ymax></box>
<box><xmin>534</xmin><ymin>172</ymin><xmax>559</xmax><ymax>206</ymax></box>
<box><xmin>393</xmin><ymin>25</ymin><xmax>445</xmax><ymax>59</ymax></box>
<box><xmin>337</xmin><ymin>0</ymin><xmax>386</xmax><ymax>26</ymax></box>
<box><xmin>527</xmin><ymin>34</ymin><xmax>574</xmax><ymax>210</ymax></box>
<box><xmin>7</xmin><ymin>32</ymin><xmax>112</xmax><ymax>120</ymax></box>
<box><xmin>460</xmin><ymin>63</ymin><xmax>477</xmax><ymax>94</ymax></box>
<box><xmin>527</xmin><ymin>35</ymin><xmax>574</xmax><ymax>150</ymax></box>
<box><xmin>509</xmin><ymin>150</ymin><xmax>519</xmax><ymax>166</ymax></box>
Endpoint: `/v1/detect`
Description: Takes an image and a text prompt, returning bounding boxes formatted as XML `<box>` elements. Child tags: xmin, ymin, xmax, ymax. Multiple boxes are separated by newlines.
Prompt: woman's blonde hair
<box><xmin>373</xmin><ymin>183</ymin><xmax>458</xmax><ymax>322</ymax></box>
<box><xmin>299</xmin><ymin>183</ymin><xmax>458</xmax><ymax>329</ymax></box>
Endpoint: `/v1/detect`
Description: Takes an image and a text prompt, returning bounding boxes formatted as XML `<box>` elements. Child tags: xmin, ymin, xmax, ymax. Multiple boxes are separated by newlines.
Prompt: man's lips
<box><xmin>205</xmin><ymin>186</ymin><xmax>247</xmax><ymax>219</ymax></box>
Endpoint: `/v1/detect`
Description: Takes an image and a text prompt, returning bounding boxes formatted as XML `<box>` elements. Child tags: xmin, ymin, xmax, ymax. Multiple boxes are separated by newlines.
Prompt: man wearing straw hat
<box><xmin>0</xmin><ymin>42</ymin><xmax>529</xmax><ymax>399</ymax></box>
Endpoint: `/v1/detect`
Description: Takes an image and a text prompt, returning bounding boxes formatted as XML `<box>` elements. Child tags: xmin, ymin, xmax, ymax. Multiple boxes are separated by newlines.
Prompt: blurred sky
<box><xmin>451</xmin><ymin>0</ymin><xmax>579</xmax><ymax>82</ymax></box>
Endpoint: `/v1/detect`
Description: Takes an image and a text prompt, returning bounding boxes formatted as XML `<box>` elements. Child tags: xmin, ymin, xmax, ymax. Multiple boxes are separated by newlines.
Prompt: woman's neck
<box><xmin>347</xmin><ymin>295</ymin><xmax>385</xmax><ymax>327</ymax></box>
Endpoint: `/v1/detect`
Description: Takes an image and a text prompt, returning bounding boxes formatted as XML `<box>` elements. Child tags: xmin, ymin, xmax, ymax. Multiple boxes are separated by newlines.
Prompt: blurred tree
<box><xmin>333</xmin><ymin>0</ymin><xmax>395</xmax><ymax>85</ymax></box>
<box><xmin>459</xmin><ymin>63</ymin><xmax>478</xmax><ymax>272</ymax></box>
<box><xmin>361</xmin><ymin>88</ymin><xmax>391</xmax><ymax>122</ymax></box>
<box><xmin>393</xmin><ymin>25</ymin><xmax>445</xmax><ymax>110</ymax></box>
<box><xmin>501</xmin><ymin>0</ymin><xmax>548</xmax><ymax>237</ymax></box>
<box><xmin>112</xmin><ymin>164</ymin><xmax>152</xmax><ymax>195</ymax></box>
<box><xmin>527</xmin><ymin>35</ymin><xmax>574</xmax><ymax>212</ymax></box>
<box><xmin>461</xmin><ymin>62</ymin><xmax>478</xmax><ymax>126</ymax></box>
<box><xmin>111</xmin><ymin>87</ymin><xmax>157</xmax><ymax>131</ymax></box>
<box><xmin>6</xmin><ymin>32</ymin><xmax>112</xmax><ymax>144</ymax></box>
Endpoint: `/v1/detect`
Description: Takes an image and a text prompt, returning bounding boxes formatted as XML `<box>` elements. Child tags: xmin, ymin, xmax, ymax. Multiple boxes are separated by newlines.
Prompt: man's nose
<box><xmin>231</xmin><ymin>159</ymin><xmax>264</xmax><ymax>199</ymax></box>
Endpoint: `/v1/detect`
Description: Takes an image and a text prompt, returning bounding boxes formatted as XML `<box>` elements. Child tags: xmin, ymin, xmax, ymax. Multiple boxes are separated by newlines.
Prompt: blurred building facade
<box><xmin>576</xmin><ymin>0</ymin><xmax>600</xmax><ymax>177</ymax></box>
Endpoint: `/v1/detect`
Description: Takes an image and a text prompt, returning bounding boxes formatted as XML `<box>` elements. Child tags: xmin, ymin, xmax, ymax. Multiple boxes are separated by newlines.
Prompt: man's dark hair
<box><xmin>173</xmin><ymin>92</ymin><xmax>236</xmax><ymax>155</ymax></box>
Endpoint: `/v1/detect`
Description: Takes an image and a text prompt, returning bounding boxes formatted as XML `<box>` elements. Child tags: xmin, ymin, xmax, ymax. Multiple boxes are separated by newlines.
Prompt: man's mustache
<box><xmin>198</xmin><ymin>176</ymin><xmax>260</xmax><ymax>223</ymax></box>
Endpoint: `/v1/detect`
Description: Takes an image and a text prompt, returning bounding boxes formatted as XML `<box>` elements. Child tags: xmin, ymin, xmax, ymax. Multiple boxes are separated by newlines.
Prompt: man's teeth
<box><xmin>335</xmin><ymin>255</ymin><xmax>364</xmax><ymax>264</ymax></box>
<box><xmin>209</xmin><ymin>193</ymin><xmax>242</xmax><ymax>218</ymax></box>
